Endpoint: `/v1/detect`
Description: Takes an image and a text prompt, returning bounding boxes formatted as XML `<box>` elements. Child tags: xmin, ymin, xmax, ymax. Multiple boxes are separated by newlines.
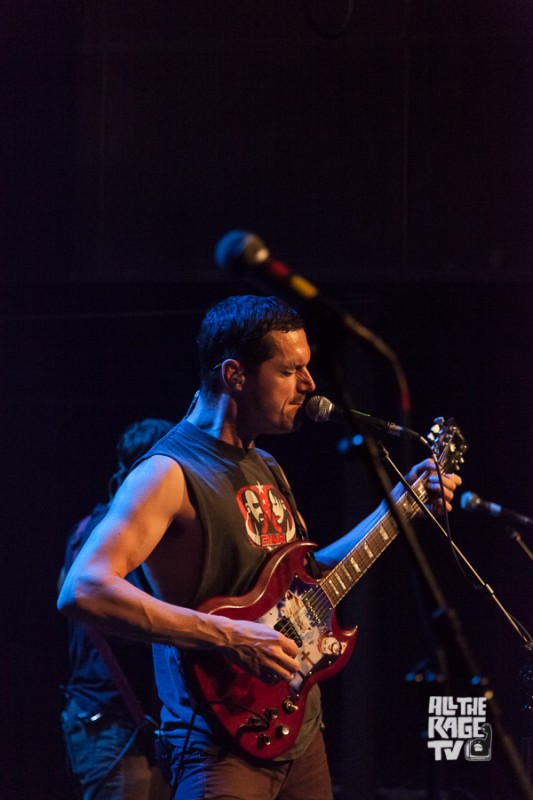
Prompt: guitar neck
<box><xmin>319</xmin><ymin>472</ymin><xmax>429</xmax><ymax>607</ymax></box>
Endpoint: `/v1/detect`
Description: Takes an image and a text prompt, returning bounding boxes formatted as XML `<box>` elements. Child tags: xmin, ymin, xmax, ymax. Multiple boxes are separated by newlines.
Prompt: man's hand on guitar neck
<box><xmin>315</xmin><ymin>457</ymin><xmax>462</xmax><ymax>569</ymax></box>
<box><xmin>403</xmin><ymin>458</ymin><xmax>462</xmax><ymax>515</ymax></box>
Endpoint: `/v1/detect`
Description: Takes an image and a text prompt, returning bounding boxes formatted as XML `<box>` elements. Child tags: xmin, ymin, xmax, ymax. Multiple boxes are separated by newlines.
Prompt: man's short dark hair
<box><xmin>197</xmin><ymin>295</ymin><xmax>304</xmax><ymax>396</ymax></box>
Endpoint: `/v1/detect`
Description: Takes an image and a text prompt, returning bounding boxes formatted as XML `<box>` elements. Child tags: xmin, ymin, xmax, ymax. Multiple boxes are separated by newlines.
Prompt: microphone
<box><xmin>305</xmin><ymin>395</ymin><xmax>424</xmax><ymax>441</ymax></box>
<box><xmin>460</xmin><ymin>491</ymin><xmax>533</xmax><ymax>527</ymax></box>
<box><xmin>214</xmin><ymin>230</ymin><xmax>397</xmax><ymax>362</ymax></box>
<box><xmin>215</xmin><ymin>229</ymin><xmax>320</xmax><ymax>302</ymax></box>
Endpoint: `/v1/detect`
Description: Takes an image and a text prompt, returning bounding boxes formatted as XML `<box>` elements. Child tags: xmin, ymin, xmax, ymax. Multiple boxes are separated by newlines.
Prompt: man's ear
<box><xmin>222</xmin><ymin>359</ymin><xmax>246</xmax><ymax>391</ymax></box>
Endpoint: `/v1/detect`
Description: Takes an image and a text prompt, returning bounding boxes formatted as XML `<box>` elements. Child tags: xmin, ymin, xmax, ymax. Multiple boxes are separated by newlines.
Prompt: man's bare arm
<box><xmin>57</xmin><ymin>455</ymin><xmax>299</xmax><ymax>681</ymax></box>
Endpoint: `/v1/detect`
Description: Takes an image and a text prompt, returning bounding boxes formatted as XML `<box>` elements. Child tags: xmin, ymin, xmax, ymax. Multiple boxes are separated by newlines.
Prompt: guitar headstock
<box><xmin>426</xmin><ymin>417</ymin><xmax>468</xmax><ymax>473</ymax></box>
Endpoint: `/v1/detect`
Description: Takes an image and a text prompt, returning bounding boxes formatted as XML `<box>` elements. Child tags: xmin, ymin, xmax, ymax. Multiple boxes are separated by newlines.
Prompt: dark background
<box><xmin>2</xmin><ymin>2</ymin><xmax>532</xmax><ymax>798</ymax></box>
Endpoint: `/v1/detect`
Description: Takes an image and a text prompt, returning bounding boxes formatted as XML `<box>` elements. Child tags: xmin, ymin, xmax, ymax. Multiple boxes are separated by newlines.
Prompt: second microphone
<box><xmin>305</xmin><ymin>395</ymin><xmax>424</xmax><ymax>441</ymax></box>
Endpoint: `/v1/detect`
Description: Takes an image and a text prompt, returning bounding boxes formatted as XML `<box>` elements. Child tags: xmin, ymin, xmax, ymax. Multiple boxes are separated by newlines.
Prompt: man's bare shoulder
<box><xmin>114</xmin><ymin>454</ymin><xmax>197</xmax><ymax>523</ymax></box>
<box><xmin>123</xmin><ymin>453</ymin><xmax>184</xmax><ymax>489</ymax></box>
<box><xmin>132</xmin><ymin>452</ymin><xmax>183</xmax><ymax>476</ymax></box>
<box><xmin>106</xmin><ymin>454</ymin><xmax>183</xmax><ymax>516</ymax></box>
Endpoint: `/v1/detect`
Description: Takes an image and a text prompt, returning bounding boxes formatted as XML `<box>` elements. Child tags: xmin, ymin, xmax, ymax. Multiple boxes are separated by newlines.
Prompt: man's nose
<box><xmin>299</xmin><ymin>368</ymin><xmax>315</xmax><ymax>392</ymax></box>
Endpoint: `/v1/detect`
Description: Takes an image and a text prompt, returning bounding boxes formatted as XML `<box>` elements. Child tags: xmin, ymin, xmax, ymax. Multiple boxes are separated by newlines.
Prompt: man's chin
<box><xmin>288</xmin><ymin>407</ymin><xmax>304</xmax><ymax>432</ymax></box>
<box><xmin>263</xmin><ymin>407</ymin><xmax>304</xmax><ymax>435</ymax></box>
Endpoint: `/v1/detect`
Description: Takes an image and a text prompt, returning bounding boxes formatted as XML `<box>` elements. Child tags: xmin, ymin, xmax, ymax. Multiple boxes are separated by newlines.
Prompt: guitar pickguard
<box><xmin>257</xmin><ymin>577</ymin><xmax>348</xmax><ymax>694</ymax></box>
<box><xmin>189</xmin><ymin>541</ymin><xmax>357</xmax><ymax>759</ymax></box>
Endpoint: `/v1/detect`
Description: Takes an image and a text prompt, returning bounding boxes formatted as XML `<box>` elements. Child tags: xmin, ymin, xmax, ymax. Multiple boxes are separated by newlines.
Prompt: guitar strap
<box><xmin>261</xmin><ymin>453</ymin><xmax>321</xmax><ymax>579</ymax></box>
<box><xmin>83</xmin><ymin>624</ymin><xmax>149</xmax><ymax>729</ymax></box>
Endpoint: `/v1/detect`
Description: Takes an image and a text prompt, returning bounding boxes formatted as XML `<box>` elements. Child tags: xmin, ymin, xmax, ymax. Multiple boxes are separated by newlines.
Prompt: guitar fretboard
<box><xmin>319</xmin><ymin>474</ymin><xmax>429</xmax><ymax>607</ymax></box>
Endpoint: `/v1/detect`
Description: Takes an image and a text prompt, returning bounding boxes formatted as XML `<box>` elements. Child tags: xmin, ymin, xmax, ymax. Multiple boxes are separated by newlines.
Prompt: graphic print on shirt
<box><xmin>236</xmin><ymin>483</ymin><xmax>296</xmax><ymax>548</ymax></box>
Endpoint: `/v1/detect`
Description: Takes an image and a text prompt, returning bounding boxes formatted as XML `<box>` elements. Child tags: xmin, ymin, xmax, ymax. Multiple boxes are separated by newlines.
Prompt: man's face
<box><xmin>244</xmin><ymin>489</ymin><xmax>264</xmax><ymax>523</ymax></box>
<box><xmin>240</xmin><ymin>329</ymin><xmax>316</xmax><ymax>436</ymax></box>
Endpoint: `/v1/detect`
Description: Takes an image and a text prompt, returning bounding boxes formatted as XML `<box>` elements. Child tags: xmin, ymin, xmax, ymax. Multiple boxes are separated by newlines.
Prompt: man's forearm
<box><xmin>57</xmin><ymin>571</ymin><xmax>229</xmax><ymax>650</ymax></box>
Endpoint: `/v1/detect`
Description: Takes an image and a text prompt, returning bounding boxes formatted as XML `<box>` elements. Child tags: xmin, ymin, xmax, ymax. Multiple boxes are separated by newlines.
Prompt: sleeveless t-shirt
<box><xmin>137</xmin><ymin>419</ymin><xmax>322</xmax><ymax>761</ymax></box>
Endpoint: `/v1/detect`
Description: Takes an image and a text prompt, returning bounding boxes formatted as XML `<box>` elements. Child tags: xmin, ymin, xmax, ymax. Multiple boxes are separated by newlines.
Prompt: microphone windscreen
<box><xmin>460</xmin><ymin>491</ymin><xmax>479</xmax><ymax>511</ymax></box>
<box><xmin>215</xmin><ymin>230</ymin><xmax>267</xmax><ymax>273</ymax></box>
<box><xmin>214</xmin><ymin>230</ymin><xmax>249</xmax><ymax>271</ymax></box>
<box><xmin>306</xmin><ymin>395</ymin><xmax>333</xmax><ymax>423</ymax></box>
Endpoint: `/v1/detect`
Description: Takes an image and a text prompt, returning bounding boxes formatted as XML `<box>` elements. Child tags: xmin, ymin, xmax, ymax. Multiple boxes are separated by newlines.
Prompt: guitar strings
<box><xmin>272</xmin><ymin>478</ymin><xmax>430</xmax><ymax>646</ymax></box>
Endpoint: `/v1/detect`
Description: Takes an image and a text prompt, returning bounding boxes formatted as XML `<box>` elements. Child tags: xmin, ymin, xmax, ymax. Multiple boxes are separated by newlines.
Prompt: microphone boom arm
<box><xmin>380</xmin><ymin>442</ymin><xmax>532</xmax><ymax>647</ymax></box>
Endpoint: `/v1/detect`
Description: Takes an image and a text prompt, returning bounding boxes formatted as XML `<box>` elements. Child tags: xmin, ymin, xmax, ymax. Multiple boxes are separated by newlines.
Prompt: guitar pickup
<box><xmin>274</xmin><ymin>617</ymin><xmax>303</xmax><ymax>647</ymax></box>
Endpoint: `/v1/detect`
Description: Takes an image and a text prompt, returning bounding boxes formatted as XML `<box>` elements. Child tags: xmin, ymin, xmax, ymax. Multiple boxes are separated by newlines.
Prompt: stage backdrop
<box><xmin>2</xmin><ymin>2</ymin><xmax>533</xmax><ymax>799</ymax></box>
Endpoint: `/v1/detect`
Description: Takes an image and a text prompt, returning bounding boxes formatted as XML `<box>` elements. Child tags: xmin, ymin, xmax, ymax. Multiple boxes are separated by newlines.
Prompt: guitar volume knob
<box><xmin>257</xmin><ymin>734</ymin><xmax>272</xmax><ymax>748</ymax></box>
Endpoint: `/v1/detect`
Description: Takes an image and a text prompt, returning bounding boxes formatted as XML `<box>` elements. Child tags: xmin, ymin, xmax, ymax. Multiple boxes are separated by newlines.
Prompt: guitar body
<box><xmin>187</xmin><ymin>418</ymin><xmax>467</xmax><ymax>760</ymax></box>
<box><xmin>188</xmin><ymin>540</ymin><xmax>357</xmax><ymax>759</ymax></box>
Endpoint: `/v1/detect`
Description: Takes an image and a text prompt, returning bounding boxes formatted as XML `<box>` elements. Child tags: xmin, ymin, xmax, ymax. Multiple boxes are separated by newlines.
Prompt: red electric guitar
<box><xmin>187</xmin><ymin>418</ymin><xmax>467</xmax><ymax>759</ymax></box>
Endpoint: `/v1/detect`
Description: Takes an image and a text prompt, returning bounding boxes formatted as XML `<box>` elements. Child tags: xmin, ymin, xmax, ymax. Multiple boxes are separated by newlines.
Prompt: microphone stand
<box><xmin>505</xmin><ymin>526</ymin><xmax>533</xmax><ymax>792</ymax></box>
<box><xmin>309</xmin><ymin>321</ymin><xmax>453</xmax><ymax>799</ymax></box>
<box><xmin>507</xmin><ymin>527</ymin><xmax>533</xmax><ymax>564</ymax></box>
<box><xmin>380</xmin><ymin>443</ymin><xmax>533</xmax><ymax>799</ymax></box>
<box><xmin>227</xmin><ymin>250</ymin><xmax>533</xmax><ymax>796</ymax></box>
<box><xmin>294</xmin><ymin>293</ymin><xmax>533</xmax><ymax>797</ymax></box>
<box><xmin>519</xmin><ymin>648</ymin><xmax>533</xmax><ymax>796</ymax></box>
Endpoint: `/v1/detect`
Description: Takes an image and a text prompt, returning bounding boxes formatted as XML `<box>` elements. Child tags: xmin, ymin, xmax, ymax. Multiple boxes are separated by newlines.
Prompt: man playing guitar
<box><xmin>58</xmin><ymin>295</ymin><xmax>461</xmax><ymax>800</ymax></box>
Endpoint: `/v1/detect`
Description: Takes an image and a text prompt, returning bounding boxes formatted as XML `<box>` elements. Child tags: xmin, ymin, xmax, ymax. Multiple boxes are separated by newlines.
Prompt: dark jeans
<box><xmin>169</xmin><ymin>730</ymin><xmax>334</xmax><ymax>800</ymax></box>
<box><xmin>61</xmin><ymin>698</ymin><xmax>170</xmax><ymax>800</ymax></box>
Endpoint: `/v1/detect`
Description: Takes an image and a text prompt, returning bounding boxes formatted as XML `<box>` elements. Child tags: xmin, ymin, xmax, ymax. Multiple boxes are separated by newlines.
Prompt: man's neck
<box><xmin>186</xmin><ymin>393</ymin><xmax>255</xmax><ymax>450</ymax></box>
